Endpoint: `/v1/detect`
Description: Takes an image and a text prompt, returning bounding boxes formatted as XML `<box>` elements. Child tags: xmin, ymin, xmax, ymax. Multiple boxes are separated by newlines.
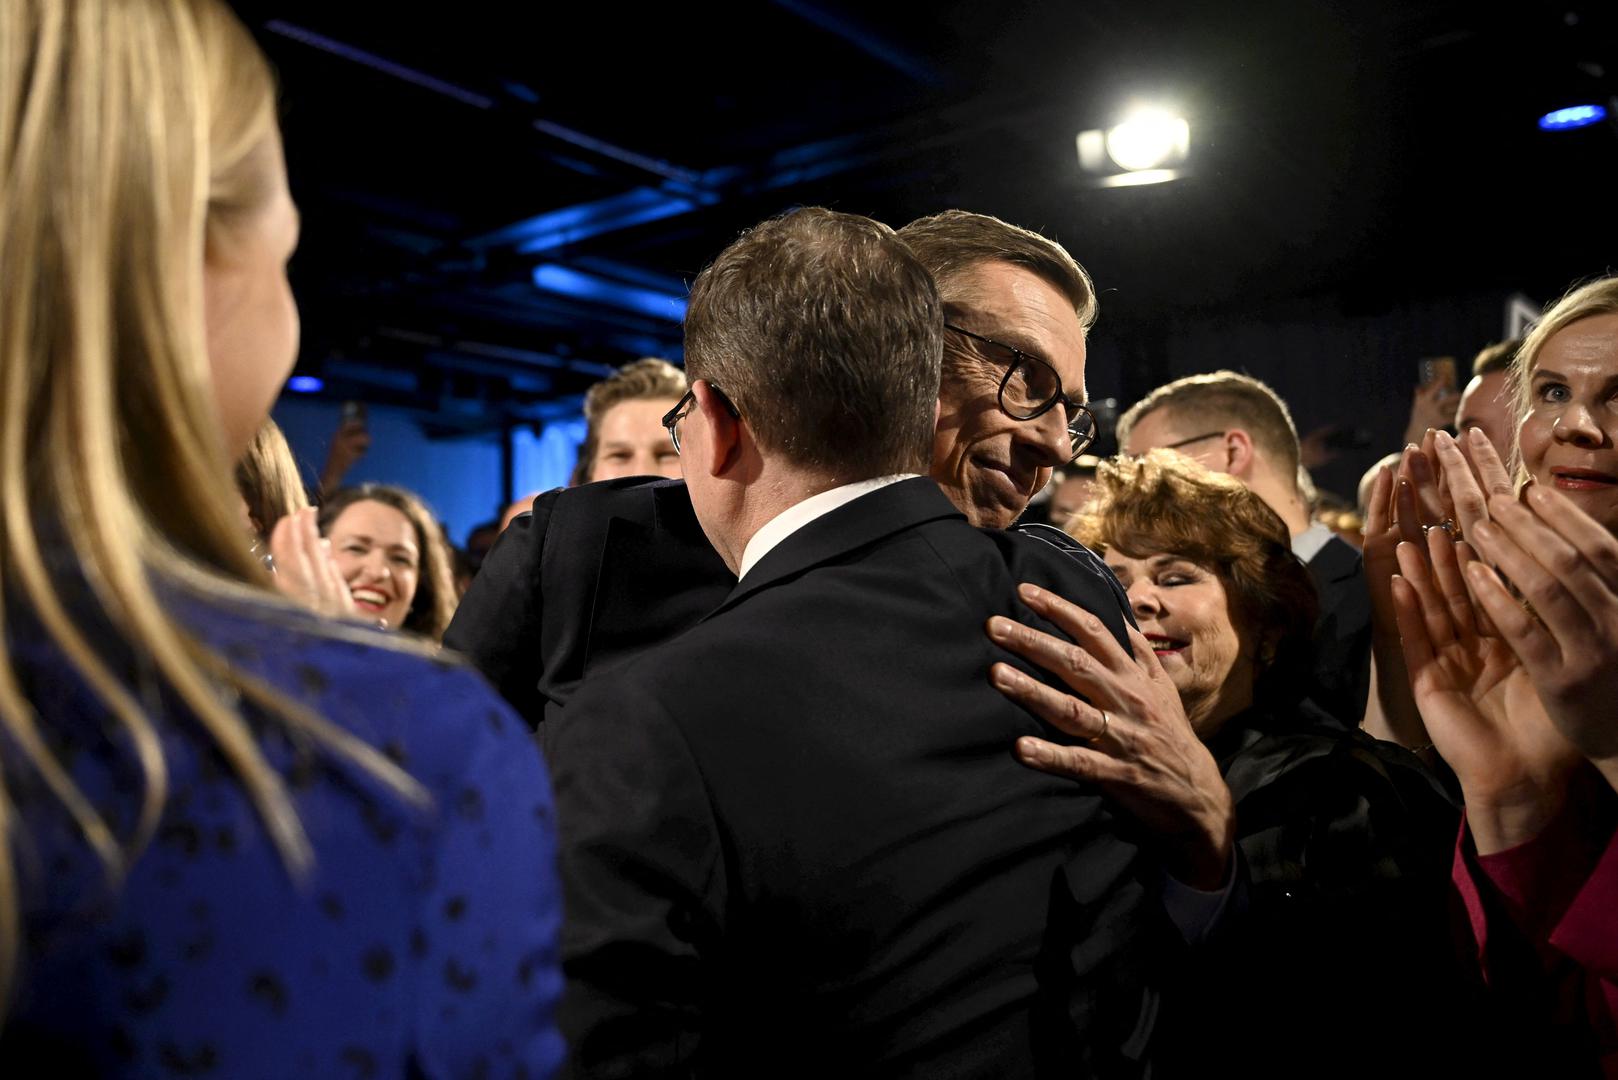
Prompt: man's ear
<box><xmin>693</xmin><ymin>380</ymin><xmax>742</xmax><ymax>478</ymax></box>
<box><xmin>1224</xmin><ymin>428</ymin><xmax>1256</xmax><ymax>477</ymax></box>
<box><xmin>933</xmin><ymin>396</ymin><xmax>944</xmax><ymax>432</ymax></box>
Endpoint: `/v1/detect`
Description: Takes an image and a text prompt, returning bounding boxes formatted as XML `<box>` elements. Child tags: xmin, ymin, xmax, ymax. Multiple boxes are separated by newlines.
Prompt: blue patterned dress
<box><xmin>1</xmin><ymin>592</ymin><xmax>563</xmax><ymax>1079</ymax></box>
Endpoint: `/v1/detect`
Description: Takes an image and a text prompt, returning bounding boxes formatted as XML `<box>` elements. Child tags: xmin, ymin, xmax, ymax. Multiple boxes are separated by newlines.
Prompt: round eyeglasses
<box><xmin>944</xmin><ymin>324</ymin><xmax>1098</xmax><ymax>461</ymax></box>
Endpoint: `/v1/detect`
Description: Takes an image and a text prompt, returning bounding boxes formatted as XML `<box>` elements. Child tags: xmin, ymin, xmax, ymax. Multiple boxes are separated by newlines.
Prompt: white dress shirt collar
<box><xmin>737</xmin><ymin>474</ymin><xmax>920</xmax><ymax>580</ymax></box>
<box><xmin>1291</xmin><ymin>520</ymin><xmax>1335</xmax><ymax>564</ymax></box>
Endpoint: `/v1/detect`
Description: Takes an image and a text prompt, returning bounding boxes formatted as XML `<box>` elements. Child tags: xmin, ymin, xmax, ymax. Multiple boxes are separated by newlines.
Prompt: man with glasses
<box><xmin>548</xmin><ymin>207</ymin><xmax>1181</xmax><ymax>1078</ymax></box>
<box><xmin>446</xmin><ymin>210</ymin><xmax>1126</xmax><ymax>727</ymax></box>
<box><xmin>898</xmin><ymin>210</ymin><xmax>1099</xmax><ymax>531</ymax></box>
<box><xmin>1115</xmin><ymin>371</ymin><xmax>1371</xmax><ymax>729</ymax></box>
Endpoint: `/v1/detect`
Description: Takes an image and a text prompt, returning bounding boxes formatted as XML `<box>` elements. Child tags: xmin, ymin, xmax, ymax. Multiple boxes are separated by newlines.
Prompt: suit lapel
<box><xmin>705</xmin><ymin>477</ymin><xmax>963</xmax><ymax>620</ymax></box>
<box><xmin>1307</xmin><ymin>535</ymin><xmax>1361</xmax><ymax>586</ymax></box>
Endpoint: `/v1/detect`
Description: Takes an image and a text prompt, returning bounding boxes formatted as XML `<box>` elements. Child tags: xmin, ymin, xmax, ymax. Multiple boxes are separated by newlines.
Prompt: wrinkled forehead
<box><xmin>1536</xmin><ymin>312</ymin><xmax>1618</xmax><ymax>376</ymax></box>
<box><xmin>944</xmin><ymin>262</ymin><xmax>1088</xmax><ymax>388</ymax></box>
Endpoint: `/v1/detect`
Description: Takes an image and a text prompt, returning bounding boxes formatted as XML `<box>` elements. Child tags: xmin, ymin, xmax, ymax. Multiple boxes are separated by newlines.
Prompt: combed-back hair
<box><xmin>896</xmin><ymin>210</ymin><xmax>1097</xmax><ymax>382</ymax></box>
<box><xmin>684</xmin><ymin>207</ymin><xmax>942</xmax><ymax>478</ymax></box>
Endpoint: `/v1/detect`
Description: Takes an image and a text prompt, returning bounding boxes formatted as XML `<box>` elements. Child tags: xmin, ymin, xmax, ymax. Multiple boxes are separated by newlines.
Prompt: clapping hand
<box><xmin>1362</xmin><ymin>437</ymin><xmax>1451</xmax><ymax>745</ymax></box>
<box><xmin>1390</xmin><ymin>527</ymin><xmax>1581</xmax><ymax>854</ymax></box>
<box><xmin>1460</xmin><ymin>483</ymin><xmax>1618</xmax><ymax>795</ymax></box>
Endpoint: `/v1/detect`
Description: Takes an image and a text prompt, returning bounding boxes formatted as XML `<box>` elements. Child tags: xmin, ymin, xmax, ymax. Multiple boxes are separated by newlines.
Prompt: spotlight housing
<box><xmin>1077</xmin><ymin>106</ymin><xmax>1190</xmax><ymax>188</ymax></box>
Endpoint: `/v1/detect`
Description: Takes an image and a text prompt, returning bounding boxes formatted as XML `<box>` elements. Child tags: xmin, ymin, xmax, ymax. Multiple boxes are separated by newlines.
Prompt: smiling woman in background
<box><xmin>0</xmin><ymin>2</ymin><xmax>560</xmax><ymax>1073</ymax></box>
<box><xmin>991</xmin><ymin>450</ymin><xmax>1466</xmax><ymax>1072</ymax></box>
<box><xmin>319</xmin><ymin>484</ymin><xmax>458</xmax><ymax>639</ymax></box>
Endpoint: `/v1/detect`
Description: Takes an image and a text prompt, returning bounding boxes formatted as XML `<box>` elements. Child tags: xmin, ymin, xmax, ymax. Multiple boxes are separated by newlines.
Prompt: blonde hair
<box><xmin>571</xmin><ymin>357</ymin><xmax>687</xmax><ymax>485</ymax></box>
<box><xmin>0</xmin><ymin>0</ymin><xmax>418</xmax><ymax>1009</ymax></box>
<box><xmin>1506</xmin><ymin>276</ymin><xmax>1618</xmax><ymax>476</ymax></box>
<box><xmin>236</xmin><ymin>418</ymin><xmax>311</xmax><ymax>540</ymax></box>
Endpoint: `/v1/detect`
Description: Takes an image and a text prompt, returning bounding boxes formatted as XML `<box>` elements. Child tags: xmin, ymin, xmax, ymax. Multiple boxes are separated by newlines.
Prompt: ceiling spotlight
<box><xmin>1104</xmin><ymin>109</ymin><xmax>1190</xmax><ymax>170</ymax></box>
<box><xmin>1077</xmin><ymin>106</ymin><xmax>1190</xmax><ymax>188</ymax></box>
<box><xmin>286</xmin><ymin>375</ymin><xmax>325</xmax><ymax>393</ymax></box>
<box><xmin>1538</xmin><ymin>104</ymin><xmax>1607</xmax><ymax>131</ymax></box>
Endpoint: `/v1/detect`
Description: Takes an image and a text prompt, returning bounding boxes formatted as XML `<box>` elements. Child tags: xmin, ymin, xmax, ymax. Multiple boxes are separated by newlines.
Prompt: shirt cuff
<box><xmin>1161</xmin><ymin>849</ymin><xmax>1240</xmax><ymax>946</ymax></box>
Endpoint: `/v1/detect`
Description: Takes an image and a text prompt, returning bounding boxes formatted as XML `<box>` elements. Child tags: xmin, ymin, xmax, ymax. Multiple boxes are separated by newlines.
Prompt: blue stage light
<box><xmin>286</xmin><ymin>375</ymin><xmax>324</xmax><ymax>393</ymax></box>
<box><xmin>1538</xmin><ymin>105</ymin><xmax>1607</xmax><ymax>131</ymax></box>
<box><xmin>531</xmin><ymin>264</ymin><xmax>688</xmax><ymax>322</ymax></box>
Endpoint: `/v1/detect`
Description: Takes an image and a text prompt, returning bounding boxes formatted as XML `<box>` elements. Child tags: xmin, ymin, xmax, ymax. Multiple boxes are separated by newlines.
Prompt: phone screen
<box><xmin>1418</xmin><ymin>356</ymin><xmax>1457</xmax><ymax>390</ymax></box>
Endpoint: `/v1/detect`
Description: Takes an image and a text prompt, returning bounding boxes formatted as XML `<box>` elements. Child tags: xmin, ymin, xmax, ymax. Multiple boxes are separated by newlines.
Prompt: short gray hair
<box><xmin>683</xmin><ymin>207</ymin><xmax>942</xmax><ymax>477</ymax></box>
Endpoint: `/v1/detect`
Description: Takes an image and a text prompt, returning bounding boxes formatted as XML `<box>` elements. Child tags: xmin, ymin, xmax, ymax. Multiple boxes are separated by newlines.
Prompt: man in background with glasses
<box><xmin>1115</xmin><ymin>371</ymin><xmax>1371</xmax><ymax>730</ymax></box>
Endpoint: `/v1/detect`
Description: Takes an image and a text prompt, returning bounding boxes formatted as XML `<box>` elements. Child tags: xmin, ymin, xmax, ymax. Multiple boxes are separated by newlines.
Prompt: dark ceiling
<box><xmin>234</xmin><ymin>0</ymin><xmax>1618</xmax><ymax>436</ymax></box>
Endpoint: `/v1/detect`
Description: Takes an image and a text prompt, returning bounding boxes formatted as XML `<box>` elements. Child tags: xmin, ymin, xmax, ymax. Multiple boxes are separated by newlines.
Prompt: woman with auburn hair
<box><xmin>318</xmin><ymin>484</ymin><xmax>459</xmax><ymax>639</ymax></box>
<box><xmin>0</xmin><ymin>3</ymin><xmax>561</xmax><ymax>1074</ymax></box>
<box><xmin>986</xmin><ymin>451</ymin><xmax>1465</xmax><ymax>1073</ymax></box>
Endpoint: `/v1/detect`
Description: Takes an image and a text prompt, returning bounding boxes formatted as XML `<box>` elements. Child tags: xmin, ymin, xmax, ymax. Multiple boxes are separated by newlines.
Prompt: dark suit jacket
<box><xmin>549</xmin><ymin>478</ymin><xmax>1166</xmax><ymax>1079</ymax></box>
<box><xmin>1303</xmin><ymin>534</ymin><xmax>1371</xmax><ymax>730</ymax></box>
<box><xmin>444</xmin><ymin>477</ymin><xmax>735</xmax><ymax>728</ymax></box>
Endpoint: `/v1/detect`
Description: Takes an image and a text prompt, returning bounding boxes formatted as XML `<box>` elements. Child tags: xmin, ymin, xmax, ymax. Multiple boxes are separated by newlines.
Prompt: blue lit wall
<box><xmin>512</xmin><ymin>418</ymin><xmax>588</xmax><ymax>499</ymax></box>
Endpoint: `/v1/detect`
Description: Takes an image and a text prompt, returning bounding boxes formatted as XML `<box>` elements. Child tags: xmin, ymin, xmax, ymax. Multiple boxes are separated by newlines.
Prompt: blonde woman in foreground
<box><xmin>0</xmin><ymin>2</ymin><xmax>561</xmax><ymax>1075</ymax></box>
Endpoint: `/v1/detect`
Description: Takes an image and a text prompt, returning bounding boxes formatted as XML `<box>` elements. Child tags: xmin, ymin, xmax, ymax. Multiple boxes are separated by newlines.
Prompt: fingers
<box><xmin>268</xmin><ymin>509</ymin><xmax>359</xmax><ymax>621</ymax></box>
<box><xmin>268</xmin><ymin>510</ymin><xmax>318</xmax><ymax>597</ymax></box>
<box><xmin>1396</xmin><ymin>540</ymin><xmax>1456</xmax><ymax>648</ymax></box>
<box><xmin>990</xmin><ymin>662</ymin><xmax>1108</xmax><ymax>741</ymax></box>
<box><xmin>1433</xmin><ymin>429</ymin><xmax>1489</xmax><ymax>537</ymax></box>
<box><xmin>1462</xmin><ymin>560</ymin><xmax>1560</xmax><ymax>673</ymax></box>
<box><xmin>1454</xmin><ymin>541</ymin><xmax>1501</xmax><ymax>639</ymax></box>
<box><xmin>1470</xmin><ymin>496</ymin><xmax>1597</xmax><ymax>645</ymax></box>
<box><xmin>1393</xmin><ymin>467</ymin><xmax>1424</xmax><ymax>547</ymax></box>
<box><xmin>1013</xmin><ymin>736</ymin><xmax>1134</xmax><ymax>786</ymax></box>
<box><xmin>1010</xmin><ymin>583</ymin><xmax>1135</xmax><ymax>673</ymax></box>
<box><xmin>1426</xmin><ymin>527</ymin><xmax>1477</xmax><ymax>639</ymax></box>
<box><xmin>1121</xmin><ymin>623</ymin><xmax>1171</xmax><ymax>682</ymax></box>
<box><xmin>1464</xmin><ymin>427</ymin><xmax>1515</xmax><ymax>499</ymax></box>
<box><xmin>986</xmin><ymin>616</ymin><xmax>1111</xmax><ymax>703</ymax></box>
<box><xmin>1365</xmin><ymin>465</ymin><xmax>1394</xmax><ymax>535</ymax></box>
<box><xmin>1389</xmin><ymin>575</ymin><xmax>1442</xmax><ymax>686</ymax></box>
<box><xmin>304</xmin><ymin>516</ymin><xmax>356</xmax><ymax>619</ymax></box>
<box><xmin>1408</xmin><ymin>437</ymin><xmax>1447</xmax><ymax>531</ymax></box>
<box><xmin>1521</xmin><ymin>484</ymin><xmax>1618</xmax><ymax>591</ymax></box>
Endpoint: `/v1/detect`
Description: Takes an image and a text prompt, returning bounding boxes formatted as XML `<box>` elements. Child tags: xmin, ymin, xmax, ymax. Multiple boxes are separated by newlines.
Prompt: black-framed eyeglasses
<box><xmin>1158</xmin><ymin>430</ymin><xmax>1227</xmax><ymax>453</ymax></box>
<box><xmin>944</xmin><ymin>323</ymin><xmax>1097</xmax><ymax>460</ymax></box>
<box><xmin>661</xmin><ymin>384</ymin><xmax>741</xmax><ymax>455</ymax></box>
